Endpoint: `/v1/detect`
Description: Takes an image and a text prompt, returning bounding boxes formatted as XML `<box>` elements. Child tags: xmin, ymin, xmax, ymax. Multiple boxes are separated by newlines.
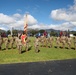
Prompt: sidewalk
<box><xmin>0</xmin><ymin>59</ymin><xmax>76</xmax><ymax>75</ymax></box>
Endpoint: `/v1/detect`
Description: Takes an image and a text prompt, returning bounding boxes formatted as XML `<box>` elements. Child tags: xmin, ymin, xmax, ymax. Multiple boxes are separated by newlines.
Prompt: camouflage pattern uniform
<box><xmin>4</xmin><ymin>38</ymin><xmax>9</xmax><ymax>50</ymax></box>
<box><xmin>56</xmin><ymin>37</ymin><xmax>60</xmax><ymax>48</ymax></box>
<box><xmin>40</xmin><ymin>36</ymin><xmax>44</xmax><ymax>47</ymax></box>
<box><xmin>24</xmin><ymin>38</ymin><xmax>29</xmax><ymax>52</ymax></box>
<box><xmin>0</xmin><ymin>35</ymin><xmax>3</xmax><ymax>50</ymax></box>
<box><xmin>66</xmin><ymin>36</ymin><xmax>72</xmax><ymax>49</ymax></box>
<box><xmin>15</xmin><ymin>37</ymin><xmax>22</xmax><ymax>54</ymax></box>
<box><xmin>9</xmin><ymin>37</ymin><xmax>15</xmax><ymax>49</ymax></box>
<box><xmin>61</xmin><ymin>36</ymin><xmax>66</xmax><ymax>48</ymax></box>
<box><xmin>49</xmin><ymin>36</ymin><xmax>54</xmax><ymax>48</ymax></box>
<box><xmin>74</xmin><ymin>36</ymin><xmax>76</xmax><ymax>50</ymax></box>
<box><xmin>34</xmin><ymin>37</ymin><xmax>39</xmax><ymax>53</ymax></box>
<box><xmin>17</xmin><ymin>38</ymin><xmax>22</xmax><ymax>54</ymax></box>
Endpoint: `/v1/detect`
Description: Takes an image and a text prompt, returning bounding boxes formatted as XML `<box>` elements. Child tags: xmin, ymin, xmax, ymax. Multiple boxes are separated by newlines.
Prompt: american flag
<box><xmin>24</xmin><ymin>14</ymin><xmax>28</xmax><ymax>33</ymax></box>
<box><xmin>24</xmin><ymin>23</ymin><xmax>28</xmax><ymax>32</ymax></box>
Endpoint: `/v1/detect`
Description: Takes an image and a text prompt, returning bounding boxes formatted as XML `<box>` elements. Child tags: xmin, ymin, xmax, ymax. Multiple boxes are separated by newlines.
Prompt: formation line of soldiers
<box><xmin>34</xmin><ymin>35</ymin><xmax>76</xmax><ymax>50</ymax></box>
<box><xmin>0</xmin><ymin>35</ymin><xmax>15</xmax><ymax>50</ymax></box>
<box><xmin>0</xmin><ymin>34</ymin><xmax>31</xmax><ymax>54</ymax></box>
<box><xmin>0</xmin><ymin>34</ymin><xmax>76</xmax><ymax>54</ymax></box>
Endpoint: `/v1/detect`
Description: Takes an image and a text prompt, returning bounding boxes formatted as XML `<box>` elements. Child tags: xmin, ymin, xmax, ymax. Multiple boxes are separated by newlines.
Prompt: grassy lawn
<box><xmin>0</xmin><ymin>37</ymin><xmax>76</xmax><ymax>64</ymax></box>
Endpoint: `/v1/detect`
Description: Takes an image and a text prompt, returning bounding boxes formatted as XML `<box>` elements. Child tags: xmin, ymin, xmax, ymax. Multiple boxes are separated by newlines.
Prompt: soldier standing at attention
<box><xmin>0</xmin><ymin>35</ymin><xmax>3</xmax><ymax>50</ymax></box>
<box><xmin>74</xmin><ymin>36</ymin><xmax>76</xmax><ymax>50</ymax></box>
<box><xmin>34</xmin><ymin>36</ymin><xmax>40</xmax><ymax>53</ymax></box>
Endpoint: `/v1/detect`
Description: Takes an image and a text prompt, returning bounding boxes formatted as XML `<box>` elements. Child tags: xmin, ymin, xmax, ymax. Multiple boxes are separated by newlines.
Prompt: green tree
<box><xmin>12</xmin><ymin>29</ymin><xmax>18</xmax><ymax>36</ymax></box>
<box><xmin>7</xmin><ymin>30</ymin><xmax>11</xmax><ymax>35</ymax></box>
<box><xmin>50</xmin><ymin>31</ymin><xmax>57</xmax><ymax>36</ymax></box>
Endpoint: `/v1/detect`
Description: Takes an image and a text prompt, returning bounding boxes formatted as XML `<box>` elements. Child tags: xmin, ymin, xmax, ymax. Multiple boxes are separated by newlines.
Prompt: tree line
<box><xmin>0</xmin><ymin>29</ymin><xmax>76</xmax><ymax>37</ymax></box>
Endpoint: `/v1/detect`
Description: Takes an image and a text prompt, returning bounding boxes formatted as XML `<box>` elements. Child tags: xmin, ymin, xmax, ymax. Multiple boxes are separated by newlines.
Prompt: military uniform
<box><xmin>9</xmin><ymin>37</ymin><xmax>14</xmax><ymax>49</ymax></box>
<box><xmin>25</xmin><ymin>39</ymin><xmax>30</xmax><ymax>52</ymax></box>
<box><xmin>4</xmin><ymin>38</ymin><xmax>9</xmax><ymax>50</ymax></box>
<box><xmin>74</xmin><ymin>36</ymin><xmax>76</xmax><ymax>50</ymax></box>
<box><xmin>17</xmin><ymin>38</ymin><xmax>22</xmax><ymax>54</ymax></box>
<box><xmin>0</xmin><ymin>35</ymin><xmax>3</xmax><ymax>50</ymax></box>
<box><xmin>56</xmin><ymin>37</ymin><xmax>60</xmax><ymax>48</ymax></box>
<box><xmin>49</xmin><ymin>36</ymin><xmax>53</xmax><ymax>48</ymax></box>
<box><xmin>34</xmin><ymin>37</ymin><xmax>39</xmax><ymax>53</ymax></box>
<box><xmin>66</xmin><ymin>37</ymin><xmax>72</xmax><ymax>49</ymax></box>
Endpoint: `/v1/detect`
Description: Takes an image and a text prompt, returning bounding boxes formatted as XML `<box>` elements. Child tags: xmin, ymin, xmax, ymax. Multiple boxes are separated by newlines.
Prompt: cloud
<box><xmin>0</xmin><ymin>27</ymin><xmax>7</xmax><ymax>30</ymax></box>
<box><xmin>0</xmin><ymin>13</ymin><xmax>38</xmax><ymax>30</ymax></box>
<box><xmin>27</xmin><ymin>15</ymin><xmax>38</xmax><ymax>25</ymax></box>
<box><xmin>0</xmin><ymin>0</ymin><xmax>76</xmax><ymax>31</ymax></box>
<box><xmin>49</xmin><ymin>22</ymin><xmax>75</xmax><ymax>31</ymax></box>
<box><xmin>28</xmin><ymin>24</ymin><xmax>40</xmax><ymax>29</ymax></box>
<box><xmin>17</xmin><ymin>9</ymin><xmax>22</xmax><ymax>12</ymax></box>
<box><xmin>69</xmin><ymin>0</ymin><xmax>76</xmax><ymax>11</ymax></box>
<box><xmin>70</xmin><ymin>22</ymin><xmax>76</xmax><ymax>26</ymax></box>
<box><xmin>51</xmin><ymin>8</ymin><xmax>76</xmax><ymax>22</ymax></box>
<box><xmin>13</xmin><ymin>13</ymin><xmax>22</xmax><ymax>18</ymax></box>
<box><xmin>28</xmin><ymin>22</ymin><xmax>75</xmax><ymax>31</ymax></box>
<box><xmin>28</xmin><ymin>23</ymin><xmax>48</xmax><ymax>29</ymax></box>
<box><xmin>0</xmin><ymin>13</ymin><xmax>15</xmax><ymax>24</ymax></box>
<box><xmin>50</xmin><ymin>0</ymin><xmax>76</xmax><ymax>30</ymax></box>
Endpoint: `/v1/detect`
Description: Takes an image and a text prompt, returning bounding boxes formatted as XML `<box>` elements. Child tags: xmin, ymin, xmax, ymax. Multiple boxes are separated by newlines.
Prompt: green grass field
<box><xmin>0</xmin><ymin>37</ymin><xmax>76</xmax><ymax>64</ymax></box>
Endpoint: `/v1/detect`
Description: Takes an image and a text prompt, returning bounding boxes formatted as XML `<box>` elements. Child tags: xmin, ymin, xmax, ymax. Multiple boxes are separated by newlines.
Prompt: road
<box><xmin>0</xmin><ymin>59</ymin><xmax>76</xmax><ymax>75</ymax></box>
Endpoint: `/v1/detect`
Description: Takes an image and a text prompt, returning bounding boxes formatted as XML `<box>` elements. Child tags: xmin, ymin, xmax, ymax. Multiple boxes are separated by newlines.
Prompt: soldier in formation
<box><xmin>34</xmin><ymin>36</ymin><xmax>40</xmax><ymax>53</ymax></box>
<box><xmin>0</xmin><ymin>35</ymin><xmax>3</xmax><ymax>50</ymax></box>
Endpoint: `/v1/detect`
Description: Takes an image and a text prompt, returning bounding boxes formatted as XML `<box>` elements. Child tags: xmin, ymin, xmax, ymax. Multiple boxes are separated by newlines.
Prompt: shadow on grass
<box><xmin>54</xmin><ymin>46</ymin><xmax>57</xmax><ymax>48</ymax></box>
<box><xmin>21</xmin><ymin>46</ymin><xmax>32</xmax><ymax>54</ymax></box>
<box><xmin>71</xmin><ymin>47</ymin><xmax>75</xmax><ymax>50</ymax></box>
<box><xmin>65</xmin><ymin>47</ymin><xmax>69</xmax><ymax>49</ymax></box>
<box><xmin>54</xmin><ymin>46</ymin><xmax>63</xmax><ymax>49</ymax></box>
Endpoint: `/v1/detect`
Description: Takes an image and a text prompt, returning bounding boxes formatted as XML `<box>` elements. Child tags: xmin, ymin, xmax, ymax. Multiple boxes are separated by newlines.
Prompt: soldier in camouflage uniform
<box><xmin>34</xmin><ymin>36</ymin><xmax>40</xmax><ymax>53</ymax></box>
<box><xmin>40</xmin><ymin>35</ymin><xmax>44</xmax><ymax>47</ymax></box>
<box><xmin>74</xmin><ymin>36</ymin><xmax>76</xmax><ymax>50</ymax></box>
<box><xmin>43</xmin><ymin>37</ymin><xmax>48</xmax><ymax>47</ymax></box>
<box><xmin>0</xmin><ymin>35</ymin><xmax>3</xmax><ymax>50</ymax></box>
<box><xmin>49</xmin><ymin>36</ymin><xmax>54</xmax><ymax>48</ymax></box>
<box><xmin>9</xmin><ymin>36</ymin><xmax>15</xmax><ymax>49</ymax></box>
<box><xmin>16</xmin><ymin>37</ymin><xmax>22</xmax><ymax>54</ymax></box>
<box><xmin>66</xmin><ymin>36</ymin><xmax>72</xmax><ymax>49</ymax></box>
<box><xmin>56</xmin><ymin>36</ymin><xmax>60</xmax><ymax>48</ymax></box>
<box><xmin>25</xmin><ymin>38</ymin><xmax>31</xmax><ymax>52</ymax></box>
<box><xmin>4</xmin><ymin>38</ymin><xmax>9</xmax><ymax>50</ymax></box>
<box><xmin>56</xmin><ymin>36</ymin><xmax>66</xmax><ymax>49</ymax></box>
<box><xmin>60</xmin><ymin>36</ymin><xmax>66</xmax><ymax>49</ymax></box>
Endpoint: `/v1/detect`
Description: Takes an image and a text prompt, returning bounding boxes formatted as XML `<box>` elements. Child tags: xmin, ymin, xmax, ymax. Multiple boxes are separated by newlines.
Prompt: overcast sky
<box><xmin>0</xmin><ymin>0</ymin><xmax>76</xmax><ymax>31</ymax></box>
